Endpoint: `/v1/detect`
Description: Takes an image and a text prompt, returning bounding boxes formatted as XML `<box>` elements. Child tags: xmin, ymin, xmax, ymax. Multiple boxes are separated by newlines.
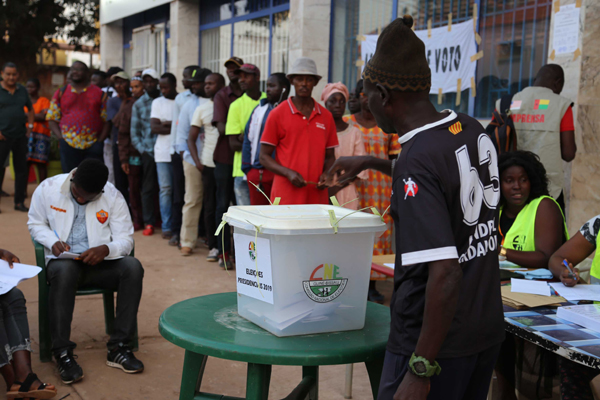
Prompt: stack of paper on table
<box><xmin>499</xmin><ymin>260</ymin><xmax>528</xmax><ymax>271</ymax></box>
<box><xmin>501</xmin><ymin>286</ymin><xmax>566</xmax><ymax>309</ymax></box>
<box><xmin>511</xmin><ymin>278</ymin><xmax>550</xmax><ymax>296</ymax></box>
<box><xmin>557</xmin><ymin>305</ymin><xmax>600</xmax><ymax>333</ymax></box>
<box><xmin>0</xmin><ymin>260</ymin><xmax>42</xmax><ymax>295</ymax></box>
<box><xmin>549</xmin><ymin>282</ymin><xmax>600</xmax><ymax>302</ymax></box>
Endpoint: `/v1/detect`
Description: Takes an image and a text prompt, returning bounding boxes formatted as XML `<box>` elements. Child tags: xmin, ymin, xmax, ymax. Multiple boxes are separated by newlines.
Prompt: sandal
<box><xmin>7</xmin><ymin>373</ymin><xmax>57</xmax><ymax>399</ymax></box>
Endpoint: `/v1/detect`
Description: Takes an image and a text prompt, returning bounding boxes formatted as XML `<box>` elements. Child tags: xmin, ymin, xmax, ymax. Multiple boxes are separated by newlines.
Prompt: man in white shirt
<box><xmin>168</xmin><ymin>65</ymin><xmax>199</xmax><ymax>247</ymax></box>
<box><xmin>27</xmin><ymin>159</ymin><xmax>144</xmax><ymax>385</ymax></box>
<box><xmin>180</xmin><ymin>71</ymin><xmax>221</xmax><ymax>256</ymax></box>
<box><xmin>150</xmin><ymin>73</ymin><xmax>178</xmax><ymax>239</ymax></box>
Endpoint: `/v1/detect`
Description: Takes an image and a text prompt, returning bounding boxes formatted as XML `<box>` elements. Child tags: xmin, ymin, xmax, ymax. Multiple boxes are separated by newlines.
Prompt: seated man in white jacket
<box><xmin>27</xmin><ymin>158</ymin><xmax>144</xmax><ymax>385</ymax></box>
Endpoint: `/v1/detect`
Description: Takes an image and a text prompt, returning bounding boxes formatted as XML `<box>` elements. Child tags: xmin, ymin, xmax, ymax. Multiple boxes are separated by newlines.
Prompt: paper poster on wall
<box><xmin>234</xmin><ymin>233</ymin><xmax>274</xmax><ymax>304</ymax></box>
<box><xmin>360</xmin><ymin>19</ymin><xmax>477</xmax><ymax>94</ymax></box>
<box><xmin>553</xmin><ymin>4</ymin><xmax>580</xmax><ymax>55</ymax></box>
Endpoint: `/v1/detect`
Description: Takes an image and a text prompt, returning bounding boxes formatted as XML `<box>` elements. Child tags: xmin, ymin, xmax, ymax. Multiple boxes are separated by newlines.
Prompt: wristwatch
<box><xmin>28</xmin><ymin>123</ymin><xmax>34</xmax><ymax>129</ymax></box>
<box><xmin>408</xmin><ymin>353</ymin><xmax>441</xmax><ymax>378</ymax></box>
<box><xmin>499</xmin><ymin>246</ymin><xmax>507</xmax><ymax>261</ymax></box>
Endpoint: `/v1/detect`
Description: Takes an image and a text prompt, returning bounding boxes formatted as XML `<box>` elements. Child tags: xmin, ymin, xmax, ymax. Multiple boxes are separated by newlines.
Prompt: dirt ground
<box><xmin>0</xmin><ymin>175</ymin><xmax>396</xmax><ymax>400</ymax></box>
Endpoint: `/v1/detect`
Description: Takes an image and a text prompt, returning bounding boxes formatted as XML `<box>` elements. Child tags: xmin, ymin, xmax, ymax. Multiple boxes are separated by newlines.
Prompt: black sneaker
<box><xmin>56</xmin><ymin>350</ymin><xmax>84</xmax><ymax>384</ymax></box>
<box><xmin>107</xmin><ymin>344</ymin><xmax>144</xmax><ymax>373</ymax></box>
<box><xmin>168</xmin><ymin>234</ymin><xmax>180</xmax><ymax>247</ymax></box>
<box><xmin>14</xmin><ymin>203</ymin><xmax>29</xmax><ymax>212</ymax></box>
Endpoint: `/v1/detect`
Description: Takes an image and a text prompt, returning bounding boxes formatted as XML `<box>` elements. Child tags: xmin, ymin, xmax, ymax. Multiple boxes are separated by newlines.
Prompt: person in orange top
<box><xmin>345</xmin><ymin>79</ymin><xmax>401</xmax><ymax>303</ymax></box>
<box><xmin>25</xmin><ymin>78</ymin><xmax>51</xmax><ymax>181</ymax></box>
<box><xmin>345</xmin><ymin>79</ymin><xmax>401</xmax><ymax>254</ymax></box>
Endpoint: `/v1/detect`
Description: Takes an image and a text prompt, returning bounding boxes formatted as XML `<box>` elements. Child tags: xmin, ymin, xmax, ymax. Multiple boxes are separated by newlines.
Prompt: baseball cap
<box><xmin>112</xmin><ymin>71</ymin><xmax>130</xmax><ymax>81</ymax></box>
<box><xmin>106</xmin><ymin>66</ymin><xmax>124</xmax><ymax>77</ymax></box>
<box><xmin>188</xmin><ymin>67</ymin><xmax>212</xmax><ymax>82</ymax></box>
<box><xmin>235</xmin><ymin>64</ymin><xmax>260</xmax><ymax>78</ymax></box>
<box><xmin>224</xmin><ymin>57</ymin><xmax>244</xmax><ymax>68</ymax></box>
<box><xmin>141</xmin><ymin>68</ymin><xmax>159</xmax><ymax>80</ymax></box>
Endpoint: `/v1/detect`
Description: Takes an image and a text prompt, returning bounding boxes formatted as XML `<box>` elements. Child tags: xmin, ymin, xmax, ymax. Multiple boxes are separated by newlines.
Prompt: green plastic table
<box><xmin>159</xmin><ymin>292</ymin><xmax>390</xmax><ymax>400</ymax></box>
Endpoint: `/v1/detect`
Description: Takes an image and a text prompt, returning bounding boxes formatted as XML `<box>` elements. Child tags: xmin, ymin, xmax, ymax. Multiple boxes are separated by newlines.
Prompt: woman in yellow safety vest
<box><xmin>498</xmin><ymin>151</ymin><xmax>568</xmax><ymax>268</ymax></box>
<box><xmin>549</xmin><ymin>216</ymin><xmax>600</xmax><ymax>285</ymax></box>
<box><xmin>496</xmin><ymin>151</ymin><xmax>568</xmax><ymax>400</ymax></box>
<box><xmin>548</xmin><ymin>216</ymin><xmax>600</xmax><ymax>398</ymax></box>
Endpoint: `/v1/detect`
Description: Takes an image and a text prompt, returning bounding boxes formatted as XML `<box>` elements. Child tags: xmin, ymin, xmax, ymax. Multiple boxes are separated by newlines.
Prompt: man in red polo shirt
<box><xmin>259</xmin><ymin>57</ymin><xmax>338</xmax><ymax>205</ymax></box>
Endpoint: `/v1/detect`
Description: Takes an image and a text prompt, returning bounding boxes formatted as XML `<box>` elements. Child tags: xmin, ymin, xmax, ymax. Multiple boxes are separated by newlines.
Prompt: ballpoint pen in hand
<box><xmin>563</xmin><ymin>259</ymin><xmax>578</xmax><ymax>282</ymax></box>
<box><xmin>53</xmin><ymin>230</ymin><xmax>67</xmax><ymax>251</ymax></box>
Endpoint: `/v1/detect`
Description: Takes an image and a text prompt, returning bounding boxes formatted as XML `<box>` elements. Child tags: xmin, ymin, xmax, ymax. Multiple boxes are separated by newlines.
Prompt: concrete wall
<box><xmin>100</xmin><ymin>20</ymin><xmax>124</xmax><ymax>71</ymax></box>
<box><xmin>546</xmin><ymin>0</ymin><xmax>600</xmax><ymax>234</ymax></box>
<box><xmin>569</xmin><ymin>0</ymin><xmax>600</xmax><ymax>233</ymax></box>
<box><xmin>547</xmin><ymin>0</ymin><xmax>585</xmax><ymax>230</ymax></box>
<box><xmin>169</xmin><ymin>0</ymin><xmax>199</xmax><ymax>92</ymax></box>
<box><xmin>289</xmin><ymin>0</ymin><xmax>332</xmax><ymax>102</ymax></box>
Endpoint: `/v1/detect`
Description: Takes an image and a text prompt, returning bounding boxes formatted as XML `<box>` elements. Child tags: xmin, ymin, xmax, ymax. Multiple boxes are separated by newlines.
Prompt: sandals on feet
<box><xmin>7</xmin><ymin>373</ymin><xmax>57</xmax><ymax>399</ymax></box>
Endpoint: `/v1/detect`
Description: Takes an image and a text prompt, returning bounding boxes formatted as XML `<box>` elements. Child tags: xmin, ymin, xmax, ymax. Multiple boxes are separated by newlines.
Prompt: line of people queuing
<box><xmin>0</xmin><ymin>55</ymin><xmax>404</xmax><ymax>395</ymax></box>
<box><xmin>1</xmin><ymin>56</ymin><xmax>400</xmax><ymax>281</ymax></box>
<box><xmin>3</xmin><ymin>34</ymin><xmax>599</xmax><ymax>397</ymax></box>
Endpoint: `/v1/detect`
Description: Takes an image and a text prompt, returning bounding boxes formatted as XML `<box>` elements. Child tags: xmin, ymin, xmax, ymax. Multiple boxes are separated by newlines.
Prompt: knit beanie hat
<box><xmin>363</xmin><ymin>15</ymin><xmax>431</xmax><ymax>92</ymax></box>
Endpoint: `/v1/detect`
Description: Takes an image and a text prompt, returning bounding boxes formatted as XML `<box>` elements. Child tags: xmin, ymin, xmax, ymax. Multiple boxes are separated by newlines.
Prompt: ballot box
<box><xmin>224</xmin><ymin>204</ymin><xmax>386</xmax><ymax>337</ymax></box>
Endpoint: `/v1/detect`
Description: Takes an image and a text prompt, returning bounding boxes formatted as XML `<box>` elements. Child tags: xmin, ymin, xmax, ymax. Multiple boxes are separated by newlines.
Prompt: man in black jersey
<box><xmin>327</xmin><ymin>15</ymin><xmax>505</xmax><ymax>400</ymax></box>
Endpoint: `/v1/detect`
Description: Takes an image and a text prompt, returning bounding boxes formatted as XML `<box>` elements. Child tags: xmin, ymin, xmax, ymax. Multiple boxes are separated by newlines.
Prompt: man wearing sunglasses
<box><xmin>27</xmin><ymin>158</ymin><xmax>144</xmax><ymax>385</ymax></box>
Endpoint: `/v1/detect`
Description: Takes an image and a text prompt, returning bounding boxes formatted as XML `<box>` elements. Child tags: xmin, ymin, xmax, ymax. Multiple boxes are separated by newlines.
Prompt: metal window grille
<box><xmin>331</xmin><ymin>0</ymin><xmax>552</xmax><ymax>118</ymax></box>
<box><xmin>271</xmin><ymin>11</ymin><xmax>290</xmax><ymax>75</ymax></box>
<box><xmin>234</xmin><ymin>16</ymin><xmax>271</xmax><ymax>91</ymax></box>
<box><xmin>131</xmin><ymin>23</ymin><xmax>166</xmax><ymax>75</ymax></box>
<box><xmin>199</xmin><ymin>0</ymin><xmax>290</xmax><ymax>78</ymax></box>
<box><xmin>201</xmin><ymin>26</ymin><xmax>233</xmax><ymax>78</ymax></box>
<box><xmin>476</xmin><ymin>0</ymin><xmax>552</xmax><ymax>118</ymax></box>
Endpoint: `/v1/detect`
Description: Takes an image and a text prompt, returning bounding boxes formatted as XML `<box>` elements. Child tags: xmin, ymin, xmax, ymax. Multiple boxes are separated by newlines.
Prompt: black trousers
<box><xmin>202</xmin><ymin>166</ymin><xmax>217</xmax><ymax>249</ymax></box>
<box><xmin>0</xmin><ymin>135</ymin><xmax>28</xmax><ymax>205</ymax></box>
<box><xmin>171</xmin><ymin>152</ymin><xmax>185</xmax><ymax>236</ymax></box>
<box><xmin>47</xmin><ymin>256</ymin><xmax>144</xmax><ymax>354</ymax></box>
<box><xmin>59</xmin><ymin>138</ymin><xmax>104</xmax><ymax>173</ymax></box>
<box><xmin>377</xmin><ymin>344</ymin><xmax>501</xmax><ymax>400</ymax></box>
<box><xmin>112</xmin><ymin>143</ymin><xmax>129</xmax><ymax>204</ymax></box>
<box><xmin>141</xmin><ymin>152</ymin><xmax>157</xmax><ymax>226</ymax></box>
<box><xmin>214</xmin><ymin>162</ymin><xmax>234</xmax><ymax>255</ymax></box>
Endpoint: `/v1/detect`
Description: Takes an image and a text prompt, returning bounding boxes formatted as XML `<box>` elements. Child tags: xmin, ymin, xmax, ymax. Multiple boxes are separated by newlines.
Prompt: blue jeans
<box><xmin>156</xmin><ymin>162</ymin><xmax>173</xmax><ymax>232</ymax></box>
<box><xmin>234</xmin><ymin>176</ymin><xmax>251</xmax><ymax>206</ymax></box>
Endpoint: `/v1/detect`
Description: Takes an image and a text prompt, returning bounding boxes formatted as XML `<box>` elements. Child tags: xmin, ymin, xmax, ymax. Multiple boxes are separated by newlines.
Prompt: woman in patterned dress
<box><xmin>344</xmin><ymin>80</ymin><xmax>401</xmax><ymax>303</ymax></box>
<box><xmin>344</xmin><ymin>80</ymin><xmax>401</xmax><ymax>254</ymax></box>
<box><xmin>25</xmin><ymin>78</ymin><xmax>51</xmax><ymax>182</ymax></box>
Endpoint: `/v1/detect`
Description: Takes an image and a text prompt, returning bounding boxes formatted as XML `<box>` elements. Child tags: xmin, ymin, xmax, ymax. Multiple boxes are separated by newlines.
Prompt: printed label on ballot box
<box><xmin>234</xmin><ymin>233</ymin><xmax>274</xmax><ymax>304</ymax></box>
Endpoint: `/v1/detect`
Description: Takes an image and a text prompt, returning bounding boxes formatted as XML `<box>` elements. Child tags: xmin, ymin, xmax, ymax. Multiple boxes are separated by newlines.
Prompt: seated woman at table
<box><xmin>547</xmin><ymin>216</ymin><xmax>600</xmax><ymax>400</ymax></box>
<box><xmin>495</xmin><ymin>151</ymin><xmax>568</xmax><ymax>400</ymax></box>
<box><xmin>549</xmin><ymin>214</ymin><xmax>600</xmax><ymax>286</ymax></box>
<box><xmin>498</xmin><ymin>150</ymin><xmax>568</xmax><ymax>268</ymax></box>
<box><xmin>0</xmin><ymin>248</ymin><xmax>57</xmax><ymax>399</ymax></box>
